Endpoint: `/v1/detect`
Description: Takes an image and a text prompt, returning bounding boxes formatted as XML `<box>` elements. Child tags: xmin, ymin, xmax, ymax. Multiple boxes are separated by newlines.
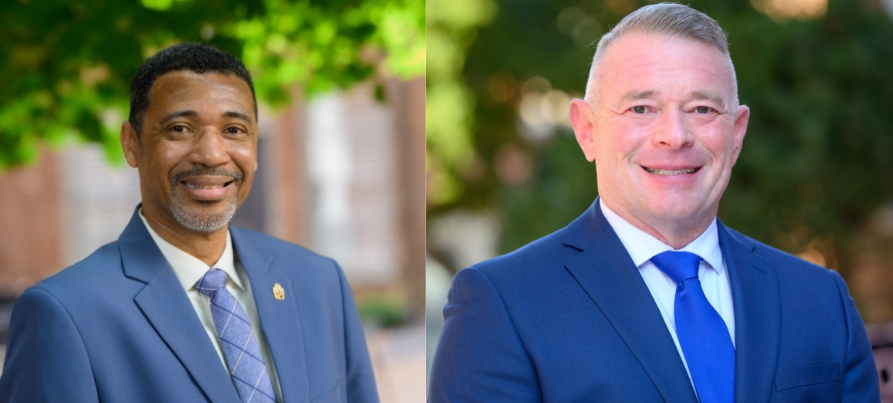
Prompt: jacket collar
<box><xmin>562</xmin><ymin>198</ymin><xmax>781</xmax><ymax>402</ymax></box>
<box><xmin>120</xmin><ymin>206</ymin><xmax>316</xmax><ymax>402</ymax></box>
<box><xmin>231</xmin><ymin>226</ymin><xmax>312</xmax><ymax>402</ymax></box>
<box><xmin>717</xmin><ymin>220</ymin><xmax>780</xmax><ymax>403</ymax></box>
<box><xmin>119</xmin><ymin>205</ymin><xmax>242</xmax><ymax>402</ymax></box>
<box><xmin>563</xmin><ymin>198</ymin><xmax>699</xmax><ymax>403</ymax></box>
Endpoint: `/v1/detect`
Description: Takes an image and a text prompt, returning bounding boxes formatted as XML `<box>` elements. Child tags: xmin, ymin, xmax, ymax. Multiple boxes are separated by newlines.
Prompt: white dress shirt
<box><xmin>138</xmin><ymin>210</ymin><xmax>283</xmax><ymax>401</ymax></box>
<box><xmin>599</xmin><ymin>202</ymin><xmax>735</xmax><ymax>390</ymax></box>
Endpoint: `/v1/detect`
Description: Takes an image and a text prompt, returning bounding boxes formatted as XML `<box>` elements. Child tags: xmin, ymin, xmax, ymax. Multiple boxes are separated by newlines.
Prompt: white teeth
<box><xmin>183</xmin><ymin>182</ymin><xmax>223</xmax><ymax>189</ymax></box>
<box><xmin>643</xmin><ymin>167</ymin><xmax>697</xmax><ymax>175</ymax></box>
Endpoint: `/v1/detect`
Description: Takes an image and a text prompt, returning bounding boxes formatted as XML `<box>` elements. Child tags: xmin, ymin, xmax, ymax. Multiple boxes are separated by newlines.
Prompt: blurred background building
<box><xmin>0</xmin><ymin>80</ymin><xmax>424</xmax><ymax>296</ymax></box>
<box><xmin>0</xmin><ymin>0</ymin><xmax>425</xmax><ymax>401</ymax></box>
<box><xmin>426</xmin><ymin>0</ymin><xmax>893</xmax><ymax>397</ymax></box>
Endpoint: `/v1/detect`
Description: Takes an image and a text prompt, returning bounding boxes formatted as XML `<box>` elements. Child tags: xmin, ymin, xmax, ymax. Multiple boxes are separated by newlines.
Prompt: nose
<box><xmin>189</xmin><ymin>128</ymin><xmax>229</xmax><ymax>167</ymax></box>
<box><xmin>652</xmin><ymin>108</ymin><xmax>692</xmax><ymax>149</ymax></box>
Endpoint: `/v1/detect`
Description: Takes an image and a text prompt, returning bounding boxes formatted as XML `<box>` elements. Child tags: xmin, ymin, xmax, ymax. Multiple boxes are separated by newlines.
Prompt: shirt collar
<box><xmin>138</xmin><ymin>208</ymin><xmax>244</xmax><ymax>292</ymax></box>
<box><xmin>599</xmin><ymin>200</ymin><xmax>724</xmax><ymax>273</ymax></box>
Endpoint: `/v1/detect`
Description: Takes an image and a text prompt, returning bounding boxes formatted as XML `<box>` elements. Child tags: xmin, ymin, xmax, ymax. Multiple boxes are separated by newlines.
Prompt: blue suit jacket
<box><xmin>0</xmin><ymin>208</ymin><xmax>379</xmax><ymax>403</ymax></box>
<box><xmin>429</xmin><ymin>200</ymin><xmax>879</xmax><ymax>402</ymax></box>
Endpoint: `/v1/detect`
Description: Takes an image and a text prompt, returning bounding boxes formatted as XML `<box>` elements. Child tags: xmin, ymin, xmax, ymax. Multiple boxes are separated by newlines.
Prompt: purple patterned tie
<box><xmin>196</xmin><ymin>268</ymin><xmax>277</xmax><ymax>403</ymax></box>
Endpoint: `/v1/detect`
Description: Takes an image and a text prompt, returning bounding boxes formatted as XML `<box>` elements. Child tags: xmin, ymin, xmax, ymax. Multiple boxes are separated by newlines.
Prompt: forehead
<box><xmin>147</xmin><ymin>71</ymin><xmax>255</xmax><ymax>117</ymax></box>
<box><xmin>597</xmin><ymin>33</ymin><xmax>734</xmax><ymax>101</ymax></box>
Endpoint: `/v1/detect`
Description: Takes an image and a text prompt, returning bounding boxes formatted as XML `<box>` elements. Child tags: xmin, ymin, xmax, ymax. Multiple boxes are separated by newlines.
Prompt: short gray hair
<box><xmin>583</xmin><ymin>3</ymin><xmax>738</xmax><ymax>108</ymax></box>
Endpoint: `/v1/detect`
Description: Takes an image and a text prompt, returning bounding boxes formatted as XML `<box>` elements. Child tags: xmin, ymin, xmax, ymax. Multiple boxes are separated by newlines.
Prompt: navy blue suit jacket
<box><xmin>0</xmin><ymin>208</ymin><xmax>379</xmax><ymax>403</ymax></box>
<box><xmin>429</xmin><ymin>200</ymin><xmax>879</xmax><ymax>402</ymax></box>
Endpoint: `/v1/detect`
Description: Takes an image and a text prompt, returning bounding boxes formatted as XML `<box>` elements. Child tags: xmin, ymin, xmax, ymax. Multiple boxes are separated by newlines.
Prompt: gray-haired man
<box><xmin>429</xmin><ymin>3</ymin><xmax>879</xmax><ymax>402</ymax></box>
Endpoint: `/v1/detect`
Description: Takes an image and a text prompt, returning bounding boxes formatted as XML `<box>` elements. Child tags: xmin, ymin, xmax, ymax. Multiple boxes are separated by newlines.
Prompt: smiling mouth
<box><xmin>181</xmin><ymin>180</ymin><xmax>235</xmax><ymax>189</ymax></box>
<box><xmin>642</xmin><ymin>166</ymin><xmax>700</xmax><ymax>175</ymax></box>
<box><xmin>170</xmin><ymin>168</ymin><xmax>243</xmax><ymax>200</ymax></box>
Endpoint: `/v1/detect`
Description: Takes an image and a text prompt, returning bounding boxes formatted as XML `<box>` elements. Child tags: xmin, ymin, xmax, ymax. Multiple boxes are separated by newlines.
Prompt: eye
<box><xmin>170</xmin><ymin>125</ymin><xmax>188</xmax><ymax>132</ymax></box>
<box><xmin>695</xmin><ymin>106</ymin><xmax>712</xmax><ymax>114</ymax></box>
<box><xmin>225</xmin><ymin>126</ymin><xmax>245</xmax><ymax>135</ymax></box>
<box><xmin>631</xmin><ymin>106</ymin><xmax>647</xmax><ymax>114</ymax></box>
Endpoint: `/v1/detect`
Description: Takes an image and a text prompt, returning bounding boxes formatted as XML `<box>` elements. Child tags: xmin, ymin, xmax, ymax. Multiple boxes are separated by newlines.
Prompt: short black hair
<box><xmin>128</xmin><ymin>42</ymin><xmax>258</xmax><ymax>135</ymax></box>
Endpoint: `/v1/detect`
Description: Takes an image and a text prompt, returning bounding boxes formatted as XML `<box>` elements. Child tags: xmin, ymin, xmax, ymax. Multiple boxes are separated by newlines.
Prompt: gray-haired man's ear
<box><xmin>570</xmin><ymin>98</ymin><xmax>598</xmax><ymax>162</ymax></box>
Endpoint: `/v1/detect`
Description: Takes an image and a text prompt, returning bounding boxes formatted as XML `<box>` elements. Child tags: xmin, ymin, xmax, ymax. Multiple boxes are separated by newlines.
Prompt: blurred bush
<box><xmin>357</xmin><ymin>295</ymin><xmax>411</xmax><ymax>328</ymax></box>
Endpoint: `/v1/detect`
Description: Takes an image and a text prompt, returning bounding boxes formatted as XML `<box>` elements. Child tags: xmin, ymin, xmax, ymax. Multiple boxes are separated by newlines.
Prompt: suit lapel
<box><xmin>232</xmin><ymin>228</ymin><xmax>311</xmax><ymax>403</ymax></box>
<box><xmin>118</xmin><ymin>209</ymin><xmax>240</xmax><ymax>403</ymax></box>
<box><xmin>718</xmin><ymin>221</ymin><xmax>780</xmax><ymax>403</ymax></box>
<box><xmin>563</xmin><ymin>200</ymin><xmax>699</xmax><ymax>403</ymax></box>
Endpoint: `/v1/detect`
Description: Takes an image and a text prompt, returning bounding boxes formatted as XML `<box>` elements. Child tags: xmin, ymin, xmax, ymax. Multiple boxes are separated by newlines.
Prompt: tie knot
<box><xmin>651</xmin><ymin>251</ymin><xmax>702</xmax><ymax>284</ymax></box>
<box><xmin>195</xmin><ymin>268</ymin><xmax>228</xmax><ymax>296</ymax></box>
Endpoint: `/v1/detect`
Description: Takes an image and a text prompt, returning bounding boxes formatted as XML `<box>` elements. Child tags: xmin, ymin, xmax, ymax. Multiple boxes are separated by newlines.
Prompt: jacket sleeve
<box><xmin>336</xmin><ymin>262</ymin><xmax>380</xmax><ymax>403</ymax></box>
<box><xmin>0</xmin><ymin>288</ymin><xmax>99</xmax><ymax>402</ymax></box>
<box><xmin>428</xmin><ymin>267</ymin><xmax>541</xmax><ymax>403</ymax></box>
<box><xmin>830</xmin><ymin>271</ymin><xmax>881</xmax><ymax>402</ymax></box>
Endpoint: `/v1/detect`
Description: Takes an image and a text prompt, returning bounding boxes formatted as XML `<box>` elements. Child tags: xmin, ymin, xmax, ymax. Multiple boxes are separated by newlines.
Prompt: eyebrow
<box><xmin>621</xmin><ymin>90</ymin><xmax>658</xmax><ymax>103</ymax></box>
<box><xmin>690</xmin><ymin>91</ymin><xmax>726</xmax><ymax>110</ymax></box>
<box><xmin>159</xmin><ymin>110</ymin><xmax>253</xmax><ymax>125</ymax></box>
<box><xmin>160</xmin><ymin>110</ymin><xmax>198</xmax><ymax>125</ymax></box>
<box><xmin>619</xmin><ymin>90</ymin><xmax>727</xmax><ymax>110</ymax></box>
<box><xmin>223</xmin><ymin>111</ymin><xmax>253</xmax><ymax>122</ymax></box>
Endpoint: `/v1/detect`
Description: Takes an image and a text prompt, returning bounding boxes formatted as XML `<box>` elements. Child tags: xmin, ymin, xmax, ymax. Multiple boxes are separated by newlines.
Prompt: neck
<box><xmin>143</xmin><ymin>211</ymin><xmax>227</xmax><ymax>266</ymax></box>
<box><xmin>602</xmin><ymin>199</ymin><xmax>714</xmax><ymax>250</ymax></box>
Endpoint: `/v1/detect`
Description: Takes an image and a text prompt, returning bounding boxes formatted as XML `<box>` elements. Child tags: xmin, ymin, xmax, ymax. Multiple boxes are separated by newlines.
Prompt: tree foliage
<box><xmin>426</xmin><ymin>0</ymin><xmax>893</xmax><ymax>274</ymax></box>
<box><xmin>0</xmin><ymin>0</ymin><xmax>424</xmax><ymax>170</ymax></box>
<box><xmin>425</xmin><ymin>0</ymin><xmax>496</xmax><ymax>205</ymax></box>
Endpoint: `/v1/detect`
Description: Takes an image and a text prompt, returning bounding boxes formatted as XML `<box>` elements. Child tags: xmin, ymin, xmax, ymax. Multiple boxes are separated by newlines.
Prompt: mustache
<box><xmin>170</xmin><ymin>167</ymin><xmax>243</xmax><ymax>185</ymax></box>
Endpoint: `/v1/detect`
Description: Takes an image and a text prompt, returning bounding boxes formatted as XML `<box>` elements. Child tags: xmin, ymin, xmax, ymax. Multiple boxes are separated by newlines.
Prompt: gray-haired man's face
<box><xmin>571</xmin><ymin>33</ymin><xmax>749</xmax><ymax>238</ymax></box>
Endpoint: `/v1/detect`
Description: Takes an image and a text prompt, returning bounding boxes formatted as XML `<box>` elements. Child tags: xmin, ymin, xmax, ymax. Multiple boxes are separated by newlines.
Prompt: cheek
<box><xmin>228</xmin><ymin>142</ymin><xmax>258</xmax><ymax>178</ymax></box>
<box><xmin>696</xmin><ymin>125</ymin><xmax>737</xmax><ymax>161</ymax></box>
<box><xmin>145</xmin><ymin>144</ymin><xmax>184</xmax><ymax>178</ymax></box>
<box><xmin>235</xmin><ymin>145</ymin><xmax>257</xmax><ymax>168</ymax></box>
<box><xmin>598</xmin><ymin>125</ymin><xmax>646</xmax><ymax>161</ymax></box>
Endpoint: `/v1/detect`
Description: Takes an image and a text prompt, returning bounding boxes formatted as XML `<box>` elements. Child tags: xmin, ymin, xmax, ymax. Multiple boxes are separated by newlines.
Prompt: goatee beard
<box><xmin>170</xmin><ymin>196</ymin><xmax>238</xmax><ymax>233</ymax></box>
<box><xmin>169</xmin><ymin>167</ymin><xmax>243</xmax><ymax>233</ymax></box>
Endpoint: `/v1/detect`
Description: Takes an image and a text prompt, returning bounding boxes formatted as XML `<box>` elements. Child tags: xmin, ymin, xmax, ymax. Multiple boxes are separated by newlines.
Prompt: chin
<box><xmin>641</xmin><ymin>199</ymin><xmax>705</xmax><ymax>225</ymax></box>
<box><xmin>170</xmin><ymin>198</ymin><xmax>238</xmax><ymax>233</ymax></box>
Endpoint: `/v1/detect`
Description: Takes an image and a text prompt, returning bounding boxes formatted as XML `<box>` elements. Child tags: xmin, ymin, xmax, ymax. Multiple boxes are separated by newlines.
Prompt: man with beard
<box><xmin>0</xmin><ymin>43</ymin><xmax>379</xmax><ymax>403</ymax></box>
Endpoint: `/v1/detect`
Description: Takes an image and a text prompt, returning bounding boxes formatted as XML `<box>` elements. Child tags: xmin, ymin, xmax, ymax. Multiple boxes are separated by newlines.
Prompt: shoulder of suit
<box><xmin>229</xmin><ymin>226</ymin><xmax>339</xmax><ymax>268</ymax></box>
<box><xmin>21</xmin><ymin>240</ymin><xmax>125</xmax><ymax>304</ymax></box>
<box><xmin>470</xmin><ymin>225</ymin><xmax>571</xmax><ymax>280</ymax></box>
<box><xmin>722</xmin><ymin>224</ymin><xmax>836</xmax><ymax>278</ymax></box>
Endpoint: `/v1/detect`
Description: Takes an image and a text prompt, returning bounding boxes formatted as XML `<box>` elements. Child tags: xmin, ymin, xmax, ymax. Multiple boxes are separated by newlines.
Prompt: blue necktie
<box><xmin>196</xmin><ymin>269</ymin><xmax>277</xmax><ymax>403</ymax></box>
<box><xmin>651</xmin><ymin>251</ymin><xmax>735</xmax><ymax>403</ymax></box>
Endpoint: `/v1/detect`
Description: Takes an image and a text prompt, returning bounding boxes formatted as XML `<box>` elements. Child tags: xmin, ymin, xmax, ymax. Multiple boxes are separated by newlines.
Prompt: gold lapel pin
<box><xmin>272</xmin><ymin>283</ymin><xmax>285</xmax><ymax>301</ymax></box>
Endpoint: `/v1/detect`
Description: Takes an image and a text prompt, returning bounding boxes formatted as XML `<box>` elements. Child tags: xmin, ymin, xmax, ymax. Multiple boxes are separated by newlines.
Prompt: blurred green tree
<box><xmin>425</xmin><ymin>0</ymin><xmax>496</xmax><ymax>205</ymax></box>
<box><xmin>426</xmin><ymin>0</ymin><xmax>893</xmax><ymax>274</ymax></box>
<box><xmin>0</xmin><ymin>0</ymin><xmax>424</xmax><ymax>170</ymax></box>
